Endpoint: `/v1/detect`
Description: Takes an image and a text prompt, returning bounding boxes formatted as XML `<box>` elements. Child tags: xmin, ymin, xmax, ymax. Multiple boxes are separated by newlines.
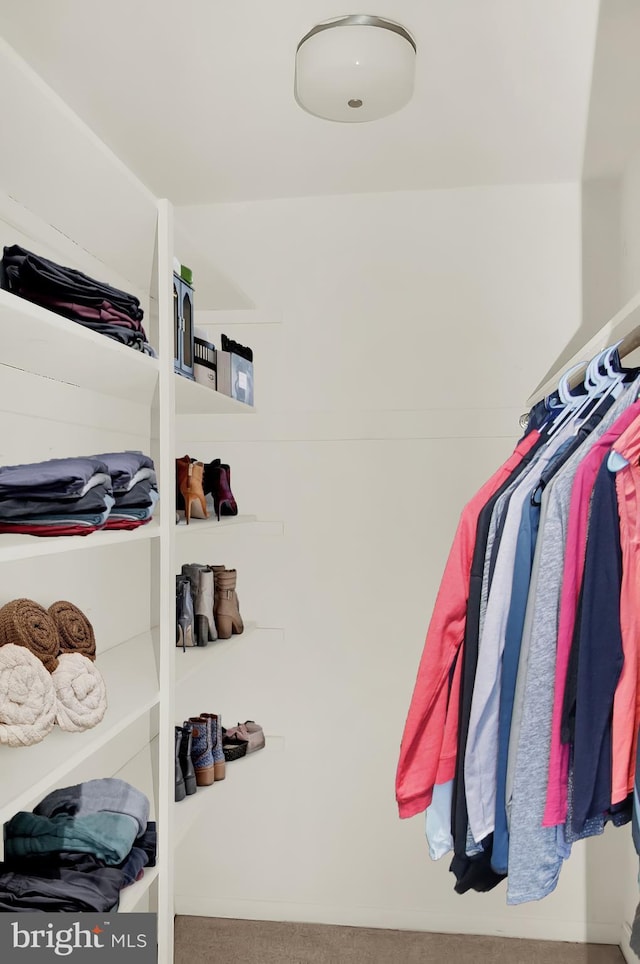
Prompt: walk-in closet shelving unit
<box><xmin>0</xmin><ymin>175</ymin><xmax>176</xmax><ymax>964</ymax></box>
<box><xmin>168</xmin><ymin>207</ymin><xmax>279</xmax><ymax>864</ymax></box>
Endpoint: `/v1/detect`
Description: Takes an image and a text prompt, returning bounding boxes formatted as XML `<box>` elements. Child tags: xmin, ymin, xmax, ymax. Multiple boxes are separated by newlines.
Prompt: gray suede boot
<box><xmin>182</xmin><ymin>564</ymin><xmax>217</xmax><ymax>645</ymax></box>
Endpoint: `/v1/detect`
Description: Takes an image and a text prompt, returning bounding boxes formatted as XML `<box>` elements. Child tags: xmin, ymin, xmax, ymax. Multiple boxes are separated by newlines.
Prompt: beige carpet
<box><xmin>174</xmin><ymin>916</ymin><xmax>625</xmax><ymax>964</ymax></box>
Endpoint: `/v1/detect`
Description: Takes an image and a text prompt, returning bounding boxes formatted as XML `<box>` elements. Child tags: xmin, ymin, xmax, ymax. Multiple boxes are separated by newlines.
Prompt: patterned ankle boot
<box><xmin>188</xmin><ymin>716</ymin><xmax>215</xmax><ymax>786</ymax></box>
<box><xmin>200</xmin><ymin>712</ymin><xmax>226</xmax><ymax>781</ymax></box>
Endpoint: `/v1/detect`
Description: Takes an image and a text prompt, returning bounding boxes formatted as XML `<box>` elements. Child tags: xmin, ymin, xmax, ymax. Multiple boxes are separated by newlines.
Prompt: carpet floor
<box><xmin>174</xmin><ymin>916</ymin><xmax>625</xmax><ymax>964</ymax></box>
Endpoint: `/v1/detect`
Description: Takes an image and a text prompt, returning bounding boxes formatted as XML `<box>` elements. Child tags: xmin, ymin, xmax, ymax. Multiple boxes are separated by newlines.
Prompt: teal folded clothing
<box><xmin>4</xmin><ymin>811</ymin><xmax>138</xmax><ymax>865</ymax></box>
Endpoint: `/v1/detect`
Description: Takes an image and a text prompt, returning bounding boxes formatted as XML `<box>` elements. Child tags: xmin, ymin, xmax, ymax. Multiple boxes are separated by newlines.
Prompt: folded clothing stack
<box><xmin>0</xmin><ymin>451</ymin><xmax>158</xmax><ymax>536</ymax></box>
<box><xmin>0</xmin><ymin>598</ymin><xmax>107</xmax><ymax>746</ymax></box>
<box><xmin>93</xmin><ymin>451</ymin><xmax>159</xmax><ymax>530</ymax></box>
<box><xmin>0</xmin><ymin>778</ymin><xmax>156</xmax><ymax>912</ymax></box>
<box><xmin>0</xmin><ymin>244</ymin><xmax>154</xmax><ymax>355</ymax></box>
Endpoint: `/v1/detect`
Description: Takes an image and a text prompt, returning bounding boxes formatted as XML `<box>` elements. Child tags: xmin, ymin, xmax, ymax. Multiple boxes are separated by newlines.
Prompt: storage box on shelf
<box><xmin>194</xmin><ymin>335</ymin><xmax>217</xmax><ymax>390</ymax></box>
<box><xmin>174</xmin><ymin>372</ymin><xmax>256</xmax><ymax>415</ymax></box>
<box><xmin>173</xmin><ymin>272</ymin><xmax>195</xmax><ymax>381</ymax></box>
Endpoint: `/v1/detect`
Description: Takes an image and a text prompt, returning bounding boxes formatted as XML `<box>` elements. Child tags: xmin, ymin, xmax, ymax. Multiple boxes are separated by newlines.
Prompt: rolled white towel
<box><xmin>0</xmin><ymin>643</ymin><xmax>56</xmax><ymax>746</ymax></box>
<box><xmin>52</xmin><ymin>653</ymin><xmax>107</xmax><ymax>732</ymax></box>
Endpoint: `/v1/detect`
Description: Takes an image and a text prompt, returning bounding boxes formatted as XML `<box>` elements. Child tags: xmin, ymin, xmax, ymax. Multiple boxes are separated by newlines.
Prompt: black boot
<box><xmin>179</xmin><ymin>721</ymin><xmax>197</xmax><ymax>795</ymax></box>
<box><xmin>175</xmin><ymin>726</ymin><xmax>186</xmax><ymax>802</ymax></box>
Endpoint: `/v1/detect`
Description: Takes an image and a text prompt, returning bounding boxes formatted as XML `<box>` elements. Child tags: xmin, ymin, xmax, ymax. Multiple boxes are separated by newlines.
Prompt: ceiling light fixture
<box><xmin>294</xmin><ymin>15</ymin><xmax>417</xmax><ymax>123</ymax></box>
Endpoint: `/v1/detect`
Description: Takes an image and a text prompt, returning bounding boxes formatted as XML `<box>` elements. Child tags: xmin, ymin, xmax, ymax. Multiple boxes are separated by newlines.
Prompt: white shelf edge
<box><xmin>175</xmin><ymin>621</ymin><xmax>261</xmax><ymax>686</ymax></box>
<box><xmin>174</xmin><ymin>373</ymin><xmax>255</xmax><ymax>416</ymax></box>
<box><xmin>118</xmin><ymin>865</ymin><xmax>160</xmax><ymax>913</ymax></box>
<box><xmin>175</xmin><ymin>514</ymin><xmax>257</xmax><ymax>534</ymax></box>
<box><xmin>0</xmin><ymin>695</ymin><xmax>160</xmax><ymax>829</ymax></box>
<box><xmin>0</xmin><ymin>624</ymin><xmax>160</xmax><ymax>829</ymax></box>
<box><xmin>174</xmin><ymin>747</ymin><xmax>270</xmax><ymax>848</ymax></box>
<box><xmin>0</xmin><ymin>287</ymin><xmax>159</xmax><ymax>403</ymax></box>
<box><xmin>527</xmin><ymin>288</ymin><xmax>640</xmax><ymax>405</ymax></box>
<box><xmin>0</xmin><ymin>520</ymin><xmax>161</xmax><ymax>563</ymax></box>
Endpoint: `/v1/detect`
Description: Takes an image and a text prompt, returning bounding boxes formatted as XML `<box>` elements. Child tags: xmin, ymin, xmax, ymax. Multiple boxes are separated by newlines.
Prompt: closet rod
<box><xmin>527</xmin><ymin>291</ymin><xmax>640</xmax><ymax>406</ymax></box>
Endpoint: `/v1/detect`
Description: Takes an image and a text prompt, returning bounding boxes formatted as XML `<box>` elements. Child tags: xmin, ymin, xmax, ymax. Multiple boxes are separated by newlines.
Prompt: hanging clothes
<box><xmin>397</xmin><ymin>351</ymin><xmax>640</xmax><ymax>904</ymax></box>
<box><xmin>395</xmin><ymin>431</ymin><xmax>540</xmax><ymax>819</ymax></box>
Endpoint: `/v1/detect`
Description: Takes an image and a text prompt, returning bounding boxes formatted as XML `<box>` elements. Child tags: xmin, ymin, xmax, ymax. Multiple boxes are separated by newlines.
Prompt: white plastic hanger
<box><xmin>545</xmin><ymin>362</ymin><xmax>589</xmax><ymax>436</ymax></box>
<box><xmin>565</xmin><ymin>347</ymin><xmax>618</xmax><ymax>431</ymax></box>
<box><xmin>578</xmin><ymin>344</ymin><xmax>626</xmax><ymax>426</ymax></box>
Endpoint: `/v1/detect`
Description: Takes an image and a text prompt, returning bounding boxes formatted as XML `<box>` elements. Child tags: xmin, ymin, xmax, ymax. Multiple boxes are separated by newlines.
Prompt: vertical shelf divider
<box><xmin>156</xmin><ymin>198</ymin><xmax>177</xmax><ymax>961</ymax></box>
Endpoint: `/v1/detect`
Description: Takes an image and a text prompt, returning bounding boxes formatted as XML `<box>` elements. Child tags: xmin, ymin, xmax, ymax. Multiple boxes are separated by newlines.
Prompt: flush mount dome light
<box><xmin>295</xmin><ymin>14</ymin><xmax>416</xmax><ymax>123</ymax></box>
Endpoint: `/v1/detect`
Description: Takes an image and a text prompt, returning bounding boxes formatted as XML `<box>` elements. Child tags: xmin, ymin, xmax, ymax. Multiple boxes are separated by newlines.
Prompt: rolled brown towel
<box><xmin>0</xmin><ymin>599</ymin><xmax>60</xmax><ymax>673</ymax></box>
<box><xmin>48</xmin><ymin>600</ymin><xmax>96</xmax><ymax>661</ymax></box>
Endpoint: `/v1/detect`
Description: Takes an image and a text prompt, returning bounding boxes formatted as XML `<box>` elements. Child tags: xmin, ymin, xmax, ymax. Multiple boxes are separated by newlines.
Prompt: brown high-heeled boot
<box><xmin>176</xmin><ymin>456</ymin><xmax>208</xmax><ymax>525</ymax></box>
<box><xmin>213</xmin><ymin>568</ymin><xmax>244</xmax><ymax>638</ymax></box>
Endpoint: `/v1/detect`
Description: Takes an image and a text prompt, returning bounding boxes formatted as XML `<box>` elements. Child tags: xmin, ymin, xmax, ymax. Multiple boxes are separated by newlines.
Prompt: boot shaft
<box><xmin>214</xmin><ymin>569</ymin><xmax>237</xmax><ymax>615</ymax></box>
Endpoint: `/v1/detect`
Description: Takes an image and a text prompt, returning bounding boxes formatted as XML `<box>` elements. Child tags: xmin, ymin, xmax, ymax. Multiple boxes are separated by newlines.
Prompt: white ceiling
<box><xmin>0</xmin><ymin>0</ymin><xmax>599</xmax><ymax>204</ymax></box>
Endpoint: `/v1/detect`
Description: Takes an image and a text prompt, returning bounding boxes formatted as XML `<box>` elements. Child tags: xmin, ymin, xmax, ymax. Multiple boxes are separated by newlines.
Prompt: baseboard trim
<box><xmin>173</xmin><ymin>895</ymin><xmax>620</xmax><ymax>945</ymax></box>
<box><xmin>621</xmin><ymin>922</ymin><xmax>637</xmax><ymax>963</ymax></box>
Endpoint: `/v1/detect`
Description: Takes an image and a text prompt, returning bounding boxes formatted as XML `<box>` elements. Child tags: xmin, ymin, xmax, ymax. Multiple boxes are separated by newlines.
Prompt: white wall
<box><xmin>621</xmin><ymin>147</ymin><xmax>640</xmax><ymax>303</ymax></box>
<box><xmin>168</xmin><ymin>184</ymin><xmax>628</xmax><ymax>942</ymax></box>
<box><xmin>582</xmin><ymin>177</ymin><xmax>622</xmax><ymax>337</ymax></box>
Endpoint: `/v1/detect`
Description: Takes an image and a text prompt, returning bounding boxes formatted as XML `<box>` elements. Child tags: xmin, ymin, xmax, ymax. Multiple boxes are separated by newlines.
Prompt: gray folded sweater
<box><xmin>33</xmin><ymin>778</ymin><xmax>149</xmax><ymax>837</ymax></box>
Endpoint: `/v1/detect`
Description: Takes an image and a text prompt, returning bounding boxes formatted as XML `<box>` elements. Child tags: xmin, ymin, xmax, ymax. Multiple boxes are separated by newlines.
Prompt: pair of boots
<box><xmin>176</xmin><ymin>456</ymin><xmax>238</xmax><ymax>524</ymax></box>
<box><xmin>188</xmin><ymin>713</ymin><xmax>225</xmax><ymax>786</ymax></box>
<box><xmin>175</xmin><ymin>723</ymin><xmax>197</xmax><ymax>801</ymax></box>
<box><xmin>179</xmin><ymin>564</ymin><xmax>243</xmax><ymax>646</ymax></box>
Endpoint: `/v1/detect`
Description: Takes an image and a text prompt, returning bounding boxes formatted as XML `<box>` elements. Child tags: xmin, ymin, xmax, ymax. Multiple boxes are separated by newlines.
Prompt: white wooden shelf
<box><xmin>175</xmin><ymin>621</ymin><xmax>258</xmax><ymax>686</ymax></box>
<box><xmin>174</xmin><ymin>747</ymin><xmax>269</xmax><ymax>847</ymax></box>
<box><xmin>118</xmin><ymin>865</ymin><xmax>160</xmax><ymax>913</ymax></box>
<box><xmin>175</xmin><ymin>514</ymin><xmax>257</xmax><ymax>534</ymax></box>
<box><xmin>174</xmin><ymin>373</ymin><xmax>255</xmax><ymax>416</ymax></box>
<box><xmin>0</xmin><ymin>630</ymin><xmax>160</xmax><ymax>828</ymax></box>
<box><xmin>0</xmin><ymin>288</ymin><xmax>159</xmax><ymax>405</ymax></box>
<box><xmin>527</xmin><ymin>288</ymin><xmax>640</xmax><ymax>405</ymax></box>
<box><xmin>0</xmin><ymin>520</ymin><xmax>160</xmax><ymax>563</ymax></box>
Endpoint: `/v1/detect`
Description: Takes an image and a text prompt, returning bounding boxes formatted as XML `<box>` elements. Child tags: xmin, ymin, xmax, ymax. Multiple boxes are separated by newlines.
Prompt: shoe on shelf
<box><xmin>203</xmin><ymin>458</ymin><xmax>238</xmax><ymax>521</ymax></box>
<box><xmin>222</xmin><ymin>731</ymin><xmax>249</xmax><ymax>762</ymax></box>
<box><xmin>200</xmin><ymin>713</ymin><xmax>226</xmax><ymax>781</ymax></box>
<box><xmin>182</xmin><ymin>564</ymin><xmax>217</xmax><ymax>645</ymax></box>
<box><xmin>176</xmin><ymin>576</ymin><xmax>196</xmax><ymax>650</ymax></box>
<box><xmin>213</xmin><ymin>568</ymin><xmax>244</xmax><ymax>639</ymax></box>
<box><xmin>178</xmin><ymin>721</ymin><xmax>197</xmax><ymax>795</ymax></box>
<box><xmin>176</xmin><ymin>455</ymin><xmax>208</xmax><ymax>525</ymax></box>
<box><xmin>188</xmin><ymin>716</ymin><xmax>215</xmax><ymax>786</ymax></box>
<box><xmin>225</xmin><ymin>720</ymin><xmax>265</xmax><ymax>753</ymax></box>
<box><xmin>175</xmin><ymin>726</ymin><xmax>186</xmax><ymax>802</ymax></box>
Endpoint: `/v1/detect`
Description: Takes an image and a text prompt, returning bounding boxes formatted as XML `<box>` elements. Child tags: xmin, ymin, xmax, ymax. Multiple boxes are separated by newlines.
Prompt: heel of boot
<box><xmin>196</xmin><ymin>614</ymin><xmax>210</xmax><ymax>647</ymax></box>
<box><xmin>184</xmin><ymin>774</ymin><xmax>197</xmax><ymax>795</ymax></box>
<box><xmin>216</xmin><ymin>615</ymin><xmax>232</xmax><ymax>639</ymax></box>
<box><xmin>195</xmin><ymin>765</ymin><xmax>215</xmax><ymax>787</ymax></box>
